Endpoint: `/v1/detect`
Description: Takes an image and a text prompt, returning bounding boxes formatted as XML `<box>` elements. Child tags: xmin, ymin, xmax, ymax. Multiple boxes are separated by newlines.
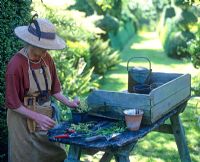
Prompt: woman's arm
<box><xmin>53</xmin><ymin>92</ymin><xmax>79</xmax><ymax>108</ymax></box>
<box><xmin>13</xmin><ymin>105</ymin><xmax>55</xmax><ymax>130</ymax></box>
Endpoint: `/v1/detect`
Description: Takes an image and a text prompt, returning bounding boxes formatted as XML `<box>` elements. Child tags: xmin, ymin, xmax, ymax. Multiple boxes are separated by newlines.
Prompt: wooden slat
<box><xmin>151</xmin><ymin>72</ymin><xmax>181</xmax><ymax>83</ymax></box>
<box><xmin>65</xmin><ymin>145</ymin><xmax>81</xmax><ymax>162</ymax></box>
<box><xmin>87</xmin><ymin>90</ymin><xmax>151</xmax><ymax>110</ymax></box>
<box><xmin>100</xmin><ymin>152</ymin><xmax>113</xmax><ymax>162</ymax></box>
<box><xmin>170</xmin><ymin>114</ymin><xmax>191</xmax><ymax>162</ymax></box>
<box><xmin>153</xmin><ymin>124</ymin><xmax>173</xmax><ymax>134</ymax></box>
<box><xmin>151</xmin><ymin>86</ymin><xmax>190</xmax><ymax>123</ymax></box>
<box><xmin>150</xmin><ymin>74</ymin><xmax>191</xmax><ymax>105</ymax></box>
<box><xmin>88</xmin><ymin>107</ymin><xmax>151</xmax><ymax>123</ymax></box>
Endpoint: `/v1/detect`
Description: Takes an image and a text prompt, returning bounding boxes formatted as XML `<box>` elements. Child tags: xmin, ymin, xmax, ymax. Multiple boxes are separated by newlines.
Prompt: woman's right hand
<box><xmin>34</xmin><ymin>113</ymin><xmax>56</xmax><ymax>131</ymax></box>
<box><xmin>13</xmin><ymin>105</ymin><xmax>56</xmax><ymax>131</ymax></box>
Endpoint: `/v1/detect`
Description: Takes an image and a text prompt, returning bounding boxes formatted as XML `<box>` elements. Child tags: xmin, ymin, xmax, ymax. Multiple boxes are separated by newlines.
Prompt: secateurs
<box><xmin>54</xmin><ymin>128</ymin><xmax>82</xmax><ymax>139</ymax></box>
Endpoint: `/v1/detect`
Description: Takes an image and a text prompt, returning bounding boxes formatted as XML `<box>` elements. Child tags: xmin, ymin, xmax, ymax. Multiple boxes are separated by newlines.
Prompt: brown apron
<box><xmin>7</xmin><ymin>53</ymin><xmax>66</xmax><ymax>162</ymax></box>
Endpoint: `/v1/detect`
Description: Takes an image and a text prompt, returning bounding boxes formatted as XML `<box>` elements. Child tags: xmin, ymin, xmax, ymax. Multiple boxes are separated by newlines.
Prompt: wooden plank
<box><xmin>88</xmin><ymin>107</ymin><xmax>151</xmax><ymax>123</ymax></box>
<box><xmin>87</xmin><ymin>90</ymin><xmax>151</xmax><ymax>110</ymax></box>
<box><xmin>82</xmin><ymin>148</ymin><xmax>98</xmax><ymax>155</ymax></box>
<box><xmin>151</xmin><ymin>86</ymin><xmax>190</xmax><ymax>123</ymax></box>
<box><xmin>114</xmin><ymin>142</ymin><xmax>137</xmax><ymax>162</ymax></box>
<box><xmin>64</xmin><ymin>145</ymin><xmax>81</xmax><ymax>162</ymax></box>
<box><xmin>170</xmin><ymin>114</ymin><xmax>191</xmax><ymax>162</ymax></box>
<box><xmin>151</xmin><ymin>72</ymin><xmax>181</xmax><ymax>83</ymax></box>
<box><xmin>114</xmin><ymin>155</ymin><xmax>130</xmax><ymax>162</ymax></box>
<box><xmin>153</xmin><ymin>124</ymin><xmax>173</xmax><ymax>134</ymax></box>
<box><xmin>150</xmin><ymin>74</ymin><xmax>191</xmax><ymax>105</ymax></box>
<box><xmin>100</xmin><ymin>152</ymin><xmax>113</xmax><ymax>162</ymax></box>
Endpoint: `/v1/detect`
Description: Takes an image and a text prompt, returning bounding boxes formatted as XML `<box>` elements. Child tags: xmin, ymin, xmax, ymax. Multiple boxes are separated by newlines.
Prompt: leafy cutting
<box><xmin>75</xmin><ymin>98</ymin><xmax>90</xmax><ymax>113</ymax></box>
<box><xmin>95</xmin><ymin>121</ymin><xmax>126</xmax><ymax>136</ymax></box>
<box><xmin>70</xmin><ymin>121</ymin><xmax>126</xmax><ymax>137</ymax></box>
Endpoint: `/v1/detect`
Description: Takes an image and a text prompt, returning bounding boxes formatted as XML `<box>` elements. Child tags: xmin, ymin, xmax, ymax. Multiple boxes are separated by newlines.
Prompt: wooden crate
<box><xmin>87</xmin><ymin>72</ymin><xmax>191</xmax><ymax>125</ymax></box>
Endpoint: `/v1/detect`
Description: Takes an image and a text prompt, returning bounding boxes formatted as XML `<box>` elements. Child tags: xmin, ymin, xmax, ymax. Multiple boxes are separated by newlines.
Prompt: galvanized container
<box><xmin>127</xmin><ymin>57</ymin><xmax>152</xmax><ymax>93</ymax></box>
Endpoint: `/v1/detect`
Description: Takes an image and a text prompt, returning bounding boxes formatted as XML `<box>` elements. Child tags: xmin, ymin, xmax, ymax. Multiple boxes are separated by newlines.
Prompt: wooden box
<box><xmin>87</xmin><ymin>72</ymin><xmax>191</xmax><ymax>125</ymax></box>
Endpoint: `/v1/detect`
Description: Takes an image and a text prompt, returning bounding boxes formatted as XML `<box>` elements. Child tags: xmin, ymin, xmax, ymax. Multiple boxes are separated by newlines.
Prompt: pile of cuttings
<box><xmin>70</xmin><ymin>121</ymin><xmax>127</xmax><ymax>137</ymax></box>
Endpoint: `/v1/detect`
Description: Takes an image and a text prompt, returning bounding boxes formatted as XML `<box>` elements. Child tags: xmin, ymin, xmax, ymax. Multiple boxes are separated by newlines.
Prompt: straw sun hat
<box><xmin>14</xmin><ymin>15</ymin><xmax>66</xmax><ymax>50</ymax></box>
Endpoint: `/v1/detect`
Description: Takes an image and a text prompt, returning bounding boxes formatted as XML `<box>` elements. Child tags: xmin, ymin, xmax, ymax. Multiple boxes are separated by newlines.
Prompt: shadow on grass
<box><xmin>121</xmin><ymin>48</ymin><xmax>190</xmax><ymax>68</ymax></box>
<box><xmin>129</xmin><ymin>100</ymin><xmax>200</xmax><ymax>162</ymax></box>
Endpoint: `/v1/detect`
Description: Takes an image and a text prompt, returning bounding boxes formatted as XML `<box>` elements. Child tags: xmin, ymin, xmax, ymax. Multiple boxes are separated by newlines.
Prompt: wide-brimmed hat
<box><xmin>14</xmin><ymin>16</ymin><xmax>66</xmax><ymax>50</ymax></box>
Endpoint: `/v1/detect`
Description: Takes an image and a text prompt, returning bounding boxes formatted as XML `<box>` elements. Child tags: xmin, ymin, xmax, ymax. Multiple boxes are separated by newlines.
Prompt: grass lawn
<box><xmin>81</xmin><ymin>32</ymin><xmax>200</xmax><ymax>162</ymax></box>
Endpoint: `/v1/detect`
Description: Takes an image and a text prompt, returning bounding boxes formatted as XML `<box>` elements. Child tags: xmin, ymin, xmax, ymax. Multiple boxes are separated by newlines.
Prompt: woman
<box><xmin>5</xmin><ymin>16</ymin><xmax>79</xmax><ymax>162</ymax></box>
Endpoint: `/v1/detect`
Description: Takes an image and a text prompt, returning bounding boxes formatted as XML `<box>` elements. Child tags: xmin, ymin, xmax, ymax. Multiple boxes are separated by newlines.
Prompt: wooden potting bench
<box><xmin>48</xmin><ymin>101</ymin><xmax>191</xmax><ymax>162</ymax></box>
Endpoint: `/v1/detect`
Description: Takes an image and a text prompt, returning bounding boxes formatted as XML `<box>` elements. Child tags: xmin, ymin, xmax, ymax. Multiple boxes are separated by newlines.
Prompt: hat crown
<box><xmin>30</xmin><ymin>18</ymin><xmax>56</xmax><ymax>33</ymax></box>
<box><xmin>14</xmin><ymin>17</ymin><xmax>66</xmax><ymax>50</ymax></box>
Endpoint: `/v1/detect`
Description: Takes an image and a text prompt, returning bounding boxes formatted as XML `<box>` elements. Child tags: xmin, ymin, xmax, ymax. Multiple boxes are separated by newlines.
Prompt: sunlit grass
<box><xmin>100</xmin><ymin>31</ymin><xmax>199</xmax><ymax>91</ymax></box>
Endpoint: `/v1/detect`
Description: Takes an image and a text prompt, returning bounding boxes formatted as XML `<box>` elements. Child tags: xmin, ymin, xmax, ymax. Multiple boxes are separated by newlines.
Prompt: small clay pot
<box><xmin>124</xmin><ymin>109</ymin><xmax>144</xmax><ymax>131</ymax></box>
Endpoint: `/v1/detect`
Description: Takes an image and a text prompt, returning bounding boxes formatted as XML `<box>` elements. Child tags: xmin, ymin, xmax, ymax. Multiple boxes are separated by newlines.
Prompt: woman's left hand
<box><xmin>53</xmin><ymin>92</ymin><xmax>80</xmax><ymax>109</ymax></box>
<box><xmin>68</xmin><ymin>99</ymin><xmax>80</xmax><ymax>108</ymax></box>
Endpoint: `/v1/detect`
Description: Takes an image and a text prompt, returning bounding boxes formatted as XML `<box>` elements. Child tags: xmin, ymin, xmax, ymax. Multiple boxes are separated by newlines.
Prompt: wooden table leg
<box><xmin>64</xmin><ymin>145</ymin><xmax>81</xmax><ymax>162</ymax></box>
<box><xmin>114</xmin><ymin>142</ymin><xmax>137</xmax><ymax>162</ymax></box>
<box><xmin>100</xmin><ymin>152</ymin><xmax>114</xmax><ymax>162</ymax></box>
<box><xmin>170</xmin><ymin>114</ymin><xmax>191</xmax><ymax>162</ymax></box>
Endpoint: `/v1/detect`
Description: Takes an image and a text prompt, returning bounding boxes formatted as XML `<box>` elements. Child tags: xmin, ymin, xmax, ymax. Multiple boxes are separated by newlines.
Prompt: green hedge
<box><xmin>0</xmin><ymin>1</ymin><xmax>31</xmax><ymax>161</ymax></box>
<box><xmin>109</xmin><ymin>21</ymin><xmax>136</xmax><ymax>50</ymax></box>
<box><xmin>158</xmin><ymin>4</ymin><xmax>197</xmax><ymax>58</ymax></box>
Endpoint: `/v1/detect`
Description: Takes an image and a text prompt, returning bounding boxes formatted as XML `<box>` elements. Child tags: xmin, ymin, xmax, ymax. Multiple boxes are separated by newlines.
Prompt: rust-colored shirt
<box><xmin>5</xmin><ymin>52</ymin><xmax>62</xmax><ymax>109</ymax></box>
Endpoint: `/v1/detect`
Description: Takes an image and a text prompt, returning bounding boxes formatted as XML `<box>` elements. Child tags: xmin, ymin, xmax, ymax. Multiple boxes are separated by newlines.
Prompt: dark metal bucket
<box><xmin>133</xmin><ymin>84</ymin><xmax>151</xmax><ymax>94</ymax></box>
<box><xmin>127</xmin><ymin>57</ymin><xmax>152</xmax><ymax>93</ymax></box>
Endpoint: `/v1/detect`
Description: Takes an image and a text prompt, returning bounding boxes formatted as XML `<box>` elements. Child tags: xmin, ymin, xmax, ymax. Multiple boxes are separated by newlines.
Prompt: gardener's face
<box><xmin>30</xmin><ymin>45</ymin><xmax>47</xmax><ymax>57</ymax></box>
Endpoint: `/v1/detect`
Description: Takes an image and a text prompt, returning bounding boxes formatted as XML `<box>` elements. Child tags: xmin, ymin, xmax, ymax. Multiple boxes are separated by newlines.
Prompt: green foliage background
<box><xmin>31</xmin><ymin>2</ymin><xmax>120</xmax><ymax>119</ymax></box>
<box><xmin>0</xmin><ymin>0</ymin><xmax>32</xmax><ymax>161</ymax></box>
<box><xmin>158</xmin><ymin>0</ymin><xmax>198</xmax><ymax>58</ymax></box>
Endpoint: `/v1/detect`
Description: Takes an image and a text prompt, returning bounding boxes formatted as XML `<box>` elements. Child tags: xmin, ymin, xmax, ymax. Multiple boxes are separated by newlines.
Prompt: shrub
<box><xmin>158</xmin><ymin>3</ymin><xmax>197</xmax><ymax>58</ymax></box>
<box><xmin>50</xmin><ymin>40</ymin><xmax>97</xmax><ymax>98</ymax></box>
<box><xmin>0</xmin><ymin>0</ymin><xmax>31</xmax><ymax>161</ymax></box>
<box><xmin>89</xmin><ymin>38</ymin><xmax>120</xmax><ymax>75</ymax></box>
<box><xmin>188</xmin><ymin>24</ymin><xmax>200</xmax><ymax>68</ymax></box>
<box><xmin>68</xmin><ymin>0</ymin><xmax>94</xmax><ymax>16</ymax></box>
<box><xmin>192</xmin><ymin>73</ymin><xmax>200</xmax><ymax>96</ymax></box>
<box><xmin>95</xmin><ymin>14</ymin><xmax>119</xmax><ymax>33</ymax></box>
<box><xmin>164</xmin><ymin>31</ymin><xmax>190</xmax><ymax>58</ymax></box>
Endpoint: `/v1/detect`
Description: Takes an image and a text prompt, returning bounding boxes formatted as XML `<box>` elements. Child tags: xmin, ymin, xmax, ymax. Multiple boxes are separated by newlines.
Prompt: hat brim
<box><xmin>14</xmin><ymin>26</ymin><xmax>66</xmax><ymax>50</ymax></box>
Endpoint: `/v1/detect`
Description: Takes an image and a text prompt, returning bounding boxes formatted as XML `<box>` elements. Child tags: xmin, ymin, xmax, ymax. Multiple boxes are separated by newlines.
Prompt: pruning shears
<box><xmin>85</xmin><ymin>133</ymin><xmax>121</xmax><ymax>142</ymax></box>
<box><xmin>54</xmin><ymin>128</ymin><xmax>82</xmax><ymax>139</ymax></box>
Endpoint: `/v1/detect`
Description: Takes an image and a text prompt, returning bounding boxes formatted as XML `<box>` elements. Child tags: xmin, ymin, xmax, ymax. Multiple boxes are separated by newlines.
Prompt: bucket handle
<box><xmin>127</xmin><ymin>57</ymin><xmax>151</xmax><ymax>71</ymax></box>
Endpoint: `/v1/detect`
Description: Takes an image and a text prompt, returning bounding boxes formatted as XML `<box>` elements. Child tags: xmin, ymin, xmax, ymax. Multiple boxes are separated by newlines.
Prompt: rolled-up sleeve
<box><xmin>50</xmin><ymin>59</ymin><xmax>62</xmax><ymax>95</ymax></box>
<box><xmin>5</xmin><ymin>74</ymin><xmax>22</xmax><ymax>109</ymax></box>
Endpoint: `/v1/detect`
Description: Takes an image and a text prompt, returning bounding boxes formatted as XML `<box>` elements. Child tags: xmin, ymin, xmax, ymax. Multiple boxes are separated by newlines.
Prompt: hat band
<box><xmin>28</xmin><ymin>25</ymin><xmax>56</xmax><ymax>40</ymax></box>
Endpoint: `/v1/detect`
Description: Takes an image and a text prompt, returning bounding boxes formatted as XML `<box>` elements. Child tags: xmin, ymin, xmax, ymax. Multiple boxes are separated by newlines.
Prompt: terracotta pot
<box><xmin>124</xmin><ymin>109</ymin><xmax>144</xmax><ymax>131</ymax></box>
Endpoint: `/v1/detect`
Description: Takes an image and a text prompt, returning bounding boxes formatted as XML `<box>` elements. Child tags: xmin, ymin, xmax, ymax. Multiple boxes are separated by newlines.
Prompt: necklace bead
<box><xmin>24</xmin><ymin>47</ymin><xmax>42</xmax><ymax>64</ymax></box>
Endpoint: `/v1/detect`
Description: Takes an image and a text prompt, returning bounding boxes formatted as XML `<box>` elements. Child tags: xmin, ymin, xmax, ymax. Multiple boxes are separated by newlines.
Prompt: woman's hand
<box><xmin>13</xmin><ymin>105</ymin><xmax>56</xmax><ymax>131</ymax></box>
<box><xmin>34</xmin><ymin>113</ymin><xmax>56</xmax><ymax>131</ymax></box>
<box><xmin>53</xmin><ymin>92</ymin><xmax>80</xmax><ymax>109</ymax></box>
<box><xmin>68</xmin><ymin>98</ymin><xmax>80</xmax><ymax>108</ymax></box>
